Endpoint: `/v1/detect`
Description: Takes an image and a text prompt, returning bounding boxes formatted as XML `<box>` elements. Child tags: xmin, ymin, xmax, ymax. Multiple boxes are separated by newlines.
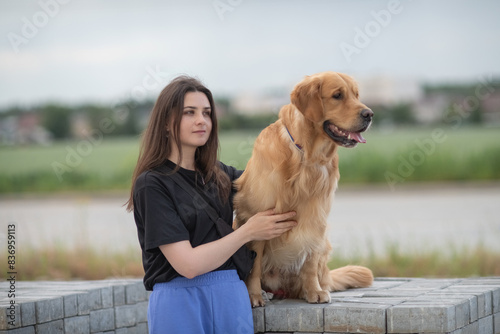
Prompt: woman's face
<box><xmin>177</xmin><ymin>91</ymin><xmax>213</xmax><ymax>152</ymax></box>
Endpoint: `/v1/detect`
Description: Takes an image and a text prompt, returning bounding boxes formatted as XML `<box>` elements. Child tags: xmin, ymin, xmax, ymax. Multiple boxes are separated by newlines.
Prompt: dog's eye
<box><xmin>332</xmin><ymin>92</ymin><xmax>343</xmax><ymax>100</ymax></box>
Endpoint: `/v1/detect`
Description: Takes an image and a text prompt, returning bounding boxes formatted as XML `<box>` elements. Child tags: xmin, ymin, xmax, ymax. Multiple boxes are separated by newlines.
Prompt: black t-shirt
<box><xmin>133</xmin><ymin>160</ymin><xmax>243</xmax><ymax>291</ymax></box>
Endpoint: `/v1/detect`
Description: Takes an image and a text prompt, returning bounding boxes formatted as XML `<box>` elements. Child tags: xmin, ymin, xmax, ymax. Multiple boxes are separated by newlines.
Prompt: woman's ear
<box><xmin>290</xmin><ymin>75</ymin><xmax>324</xmax><ymax>123</ymax></box>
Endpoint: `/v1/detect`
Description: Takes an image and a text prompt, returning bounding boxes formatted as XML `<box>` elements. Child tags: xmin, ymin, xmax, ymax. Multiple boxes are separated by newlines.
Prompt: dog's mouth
<box><xmin>323</xmin><ymin>121</ymin><xmax>367</xmax><ymax>148</ymax></box>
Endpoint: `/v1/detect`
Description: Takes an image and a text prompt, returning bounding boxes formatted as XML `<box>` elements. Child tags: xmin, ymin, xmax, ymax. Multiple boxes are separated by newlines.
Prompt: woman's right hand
<box><xmin>160</xmin><ymin>209</ymin><xmax>297</xmax><ymax>279</ymax></box>
<box><xmin>242</xmin><ymin>209</ymin><xmax>297</xmax><ymax>241</ymax></box>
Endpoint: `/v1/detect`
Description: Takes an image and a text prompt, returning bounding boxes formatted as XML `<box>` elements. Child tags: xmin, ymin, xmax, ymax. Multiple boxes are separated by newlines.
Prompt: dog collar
<box><xmin>285</xmin><ymin>126</ymin><xmax>303</xmax><ymax>151</ymax></box>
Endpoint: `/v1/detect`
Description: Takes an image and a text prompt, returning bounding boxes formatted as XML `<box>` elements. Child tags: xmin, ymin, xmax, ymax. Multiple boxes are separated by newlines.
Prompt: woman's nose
<box><xmin>195</xmin><ymin>112</ymin><xmax>206</xmax><ymax>124</ymax></box>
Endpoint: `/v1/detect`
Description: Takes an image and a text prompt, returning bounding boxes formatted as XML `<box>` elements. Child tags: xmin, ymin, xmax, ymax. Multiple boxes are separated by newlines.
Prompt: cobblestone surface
<box><xmin>0</xmin><ymin>277</ymin><xmax>499</xmax><ymax>333</ymax></box>
<box><xmin>0</xmin><ymin>279</ymin><xmax>149</xmax><ymax>334</ymax></box>
<box><xmin>255</xmin><ymin>277</ymin><xmax>500</xmax><ymax>333</ymax></box>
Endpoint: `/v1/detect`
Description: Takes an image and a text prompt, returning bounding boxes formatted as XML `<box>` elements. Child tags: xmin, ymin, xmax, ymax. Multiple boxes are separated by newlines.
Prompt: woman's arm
<box><xmin>159</xmin><ymin>209</ymin><xmax>296</xmax><ymax>279</ymax></box>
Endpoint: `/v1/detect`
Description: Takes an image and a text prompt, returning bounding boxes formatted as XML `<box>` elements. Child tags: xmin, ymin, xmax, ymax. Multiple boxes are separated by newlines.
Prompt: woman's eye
<box><xmin>203</xmin><ymin>111</ymin><xmax>211</xmax><ymax>116</ymax></box>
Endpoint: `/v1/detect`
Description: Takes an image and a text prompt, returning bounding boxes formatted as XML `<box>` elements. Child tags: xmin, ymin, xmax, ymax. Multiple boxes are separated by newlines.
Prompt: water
<box><xmin>328</xmin><ymin>183</ymin><xmax>500</xmax><ymax>257</ymax></box>
<box><xmin>0</xmin><ymin>183</ymin><xmax>499</xmax><ymax>257</ymax></box>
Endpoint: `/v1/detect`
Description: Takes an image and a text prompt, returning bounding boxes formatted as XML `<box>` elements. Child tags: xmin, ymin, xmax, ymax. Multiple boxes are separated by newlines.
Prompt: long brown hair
<box><xmin>126</xmin><ymin>75</ymin><xmax>230</xmax><ymax>211</ymax></box>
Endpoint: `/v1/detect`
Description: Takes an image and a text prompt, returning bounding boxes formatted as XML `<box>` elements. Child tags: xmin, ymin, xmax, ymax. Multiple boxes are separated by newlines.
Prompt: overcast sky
<box><xmin>1</xmin><ymin>0</ymin><xmax>499</xmax><ymax>108</ymax></box>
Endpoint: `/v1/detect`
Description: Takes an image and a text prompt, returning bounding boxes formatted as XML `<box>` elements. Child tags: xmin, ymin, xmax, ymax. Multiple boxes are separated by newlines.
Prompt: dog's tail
<box><xmin>329</xmin><ymin>265</ymin><xmax>374</xmax><ymax>291</ymax></box>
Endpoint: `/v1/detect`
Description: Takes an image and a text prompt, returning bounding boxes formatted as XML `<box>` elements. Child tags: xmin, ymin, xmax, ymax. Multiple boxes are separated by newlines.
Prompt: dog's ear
<box><xmin>291</xmin><ymin>76</ymin><xmax>323</xmax><ymax>122</ymax></box>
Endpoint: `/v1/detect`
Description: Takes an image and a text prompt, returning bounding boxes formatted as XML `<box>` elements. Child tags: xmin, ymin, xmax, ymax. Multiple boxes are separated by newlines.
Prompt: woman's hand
<box><xmin>160</xmin><ymin>209</ymin><xmax>297</xmax><ymax>279</ymax></box>
<box><xmin>241</xmin><ymin>209</ymin><xmax>297</xmax><ymax>241</ymax></box>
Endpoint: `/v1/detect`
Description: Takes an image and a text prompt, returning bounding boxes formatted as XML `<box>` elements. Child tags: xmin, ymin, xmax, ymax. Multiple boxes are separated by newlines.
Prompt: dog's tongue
<box><xmin>350</xmin><ymin>132</ymin><xmax>366</xmax><ymax>143</ymax></box>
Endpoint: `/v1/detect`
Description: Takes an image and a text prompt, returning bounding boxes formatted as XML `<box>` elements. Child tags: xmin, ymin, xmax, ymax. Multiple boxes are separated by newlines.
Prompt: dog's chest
<box><xmin>294</xmin><ymin>163</ymin><xmax>336</xmax><ymax>197</ymax></box>
<box><xmin>264</xmin><ymin>230</ymin><xmax>327</xmax><ymax>272</ymax></box>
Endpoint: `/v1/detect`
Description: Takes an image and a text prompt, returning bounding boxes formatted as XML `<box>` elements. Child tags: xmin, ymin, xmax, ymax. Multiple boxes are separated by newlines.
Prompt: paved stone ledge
<box><xmin>1</xmin><ymin>277</ymin><xmax>499</xmax><ymax>333</ymax></box>
<box><xmin>0</xmin><ymin>279</ymin><xmax>149</xmax><ymax>334</ymax></box>
<box><xmin>254</xmin><ymin>277</ymin><xmax>500</xmax><ymax>334</ymax></box>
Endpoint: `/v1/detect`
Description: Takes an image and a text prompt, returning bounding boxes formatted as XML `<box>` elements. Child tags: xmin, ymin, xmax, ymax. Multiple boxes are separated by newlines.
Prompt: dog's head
<box><xmin>291</xmin><ymin>71</ymin><xmax>373</xmax><ymax>148</ymax></box>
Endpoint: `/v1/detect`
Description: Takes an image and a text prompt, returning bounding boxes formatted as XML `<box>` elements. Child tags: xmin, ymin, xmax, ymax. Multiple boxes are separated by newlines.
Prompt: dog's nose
<box><xmin>360</xmin><ymin>108</ymin><xmax>373</xmax><ymax>120</ymax></box>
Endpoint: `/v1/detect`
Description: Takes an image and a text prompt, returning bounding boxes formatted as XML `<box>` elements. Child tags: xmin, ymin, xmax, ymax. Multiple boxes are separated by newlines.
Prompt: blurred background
<box><xmin>0</xmin><ymin>0</ymin><xmax>499</xmax><ymax>280</ymax></box>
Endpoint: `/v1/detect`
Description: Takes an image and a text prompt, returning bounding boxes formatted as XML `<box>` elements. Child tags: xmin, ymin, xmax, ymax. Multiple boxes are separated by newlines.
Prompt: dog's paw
<box><xmin>249</xmin><ymin>293</ymin><xmax>266</xmax><ymax>308</ymax></box>
<box><xmin>305</xmin><ymin>289</ymin><xmax>331</xmax><ymax>304</ymax></box>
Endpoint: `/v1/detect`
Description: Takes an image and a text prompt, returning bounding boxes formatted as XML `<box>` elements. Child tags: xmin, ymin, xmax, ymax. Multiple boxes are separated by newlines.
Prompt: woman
<box><xmin>126</xmin><ymin>76</ymin><xmax>297</xmax><ymax>334</ymax></box>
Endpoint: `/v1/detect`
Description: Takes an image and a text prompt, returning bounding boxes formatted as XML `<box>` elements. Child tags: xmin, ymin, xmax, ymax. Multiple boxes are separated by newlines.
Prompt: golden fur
<box><xmin>233</xmin><ymin>71</ymin><xmax>374</xmax><ymax>307</ymax></box>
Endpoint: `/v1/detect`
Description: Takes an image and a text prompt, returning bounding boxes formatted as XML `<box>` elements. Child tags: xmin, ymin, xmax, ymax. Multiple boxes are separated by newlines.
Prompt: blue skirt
<box><xmin>148</xmin><ymin>270</ymin><xmax>254</xmax><ymax>334</ymax></box>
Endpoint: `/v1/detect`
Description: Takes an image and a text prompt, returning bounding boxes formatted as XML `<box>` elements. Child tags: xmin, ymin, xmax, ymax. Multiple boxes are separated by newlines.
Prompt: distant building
<box><xmin>0</xmin><ymin>112</ymin><xmax>52</xmax><ymax>145</ymax></box>
<box><xmin>356</xmin><ymin>75</ymin><xmax>422</xmax><ymax>106</ymax></box>
<box><xmin>482</xmin><ymin>91</ymin><xmax>500</xmax><ymax>124</ymax></box>
<box><xmin>71</xmin><ymin>113</ymin><xmax>92</xmax><ymax>139</ymax></box>
<box><xmin>231</xmin><ymin>89</ymin><xmax>289</xmax><ymax>115</ymax></box>
<box><xmin>414</xmin><ymin>94</ymin><xmax>449</xmax><ymax>123</ymax></box>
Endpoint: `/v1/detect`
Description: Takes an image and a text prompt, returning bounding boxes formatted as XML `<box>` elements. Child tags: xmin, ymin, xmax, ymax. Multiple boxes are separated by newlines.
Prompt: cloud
<box><xmin>1</xmin><ymin>0</ymin><xmax>500</xmax><ymax>107</ymax></box>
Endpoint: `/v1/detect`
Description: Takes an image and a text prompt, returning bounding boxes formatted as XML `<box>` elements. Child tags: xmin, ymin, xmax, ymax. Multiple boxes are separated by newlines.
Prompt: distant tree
<box><xmin>370</xmin><ymin>103</ymin><xmax>416</xmax><ymax>126</ymax></box>
<box><xmin>84</xmin><ymin>105</ymin><xmax>108</xmax><ymax>127</ymax></box>
<box><xmin>443</xmin><ymin>100</ymin><xmax>484</xmax><ymax>126</ymax></box>
<box><xmin>214</xmin><ymin>97</ymin><xmax>231</xmax><ymax>115</ymax></box>
<box><xmin>218</xmin><ymin>112</ymin><xmax>278</xmax><ymax>130</ymax></box>
<box><xmin>111</xmin><ymin>99</ymin><xmax>153</xmax><ymax>136</ymax></box>
<box><xmin>469</xmin><ymin>106</ymin><xmax>483</xmax><ymax>124</ymax></box>
<box><xmin>114</xmin><ymin>104</ymin><xmax>140</xmax><ymax>136</ymax></box>
<box><xmin>75</xmin><ymin>102</ymin><xmax>143</xmax><ymax>137</ymax></box>
<box><xmin>0</xmin><ymin>106</ymin><xmax>24</xmax><ymax>118</ymax></box>
<box><xmin>41</xmin><ymin>104</ymin><xmax>72</xmax><ymax>139</ymax></box>
<box><xmin>389</xmin><ymin>103</ymin><xmax>416</xmax><ymax>125</ymax></box>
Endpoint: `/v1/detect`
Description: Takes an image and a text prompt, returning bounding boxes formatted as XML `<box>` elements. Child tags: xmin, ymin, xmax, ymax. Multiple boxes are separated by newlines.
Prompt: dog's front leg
<box><xmin>318</xmin><ymin>241</ymin><xmax>334</xmax><ymax>291</ymax></box>
<box><xmin>246</xmin><ymin>240</ymin><xmax>266</xmax><ymax>307</ymax></box>
<box><xmin>299</xmin><ymin>252</ymin><xmax>331</xmax><ymax>304</ymax></box>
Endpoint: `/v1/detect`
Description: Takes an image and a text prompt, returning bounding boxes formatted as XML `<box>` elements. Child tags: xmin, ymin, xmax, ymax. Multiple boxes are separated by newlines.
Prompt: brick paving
<box><xmin>1</xmin><ymin>277</ymin><xmax>499</xmax><ymax>333</ymax></box>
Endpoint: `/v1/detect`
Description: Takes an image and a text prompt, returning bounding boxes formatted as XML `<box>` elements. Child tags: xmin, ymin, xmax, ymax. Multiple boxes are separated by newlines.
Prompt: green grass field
<box><xmin>0</xmin><ymin>126</ymin><xmax>499</xmax><ymax>194</ymax></box>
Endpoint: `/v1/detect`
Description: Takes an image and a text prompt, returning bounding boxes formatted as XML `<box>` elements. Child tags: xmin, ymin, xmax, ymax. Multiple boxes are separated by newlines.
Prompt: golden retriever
<box><xmin>233</xmin><ymin>71</ymin><xmax>374</xmax><ymax>307</ymax></box>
